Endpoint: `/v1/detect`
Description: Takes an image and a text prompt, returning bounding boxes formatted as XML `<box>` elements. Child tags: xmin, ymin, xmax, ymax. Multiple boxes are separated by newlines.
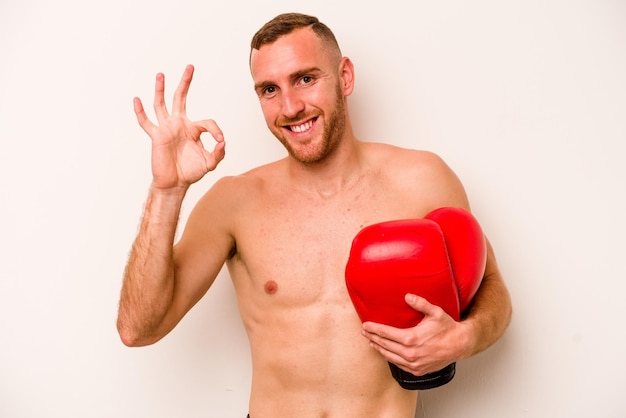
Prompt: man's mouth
<box><xmin>286</xmin><ymin>117</ymin><xmax>316</xmax><ymax>133</ymax></box>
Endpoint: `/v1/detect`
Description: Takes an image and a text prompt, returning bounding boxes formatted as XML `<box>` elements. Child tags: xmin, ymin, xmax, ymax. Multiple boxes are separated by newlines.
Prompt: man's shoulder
<box><xmin>363</xmin><ymin>141</ymin><xmax>449</xmax><ymax>172</ymax></box>
<box><xmin>363</xmin><ymin>142</ymin><xmax>467</xmax><ymax>209</ymax></box>
<box><xmin>207</xmin><ymin>159</ymin><xmax>285</xmax><ymax>201</ymax></box>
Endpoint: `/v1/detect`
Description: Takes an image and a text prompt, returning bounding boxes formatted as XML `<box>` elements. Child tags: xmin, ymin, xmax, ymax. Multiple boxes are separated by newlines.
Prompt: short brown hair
<box><xmin>250</xmin><ymin>12</ymin><xmax>341</xmax><ymax>54</ymax></box>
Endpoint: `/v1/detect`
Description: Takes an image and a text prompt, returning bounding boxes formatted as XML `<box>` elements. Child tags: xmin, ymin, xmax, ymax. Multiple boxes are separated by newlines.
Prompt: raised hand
<box><xmin>134</xmin><ymin>64</ymin><xmax>226</xmax><ymax>190</ymax></box>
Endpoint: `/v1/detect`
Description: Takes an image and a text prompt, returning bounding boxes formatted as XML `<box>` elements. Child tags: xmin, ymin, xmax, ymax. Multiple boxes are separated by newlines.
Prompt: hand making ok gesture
<box><xmin>133</xmin><ymin>64</ymin><xmax>226</xmax><ymax>190</ymax></box>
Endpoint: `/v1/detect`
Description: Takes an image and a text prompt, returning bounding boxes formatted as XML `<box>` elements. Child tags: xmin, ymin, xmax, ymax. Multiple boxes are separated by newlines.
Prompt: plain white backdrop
<box><xmin>1</xmin><ymin>0</ymin><xmax>625</xmax><ymax>417</ymax></box>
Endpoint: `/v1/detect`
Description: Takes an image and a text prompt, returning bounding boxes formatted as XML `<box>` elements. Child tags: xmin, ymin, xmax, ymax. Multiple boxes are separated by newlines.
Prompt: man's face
<box><xmin>250</xmin><ymin>28</ymin><xmax>347</xmax><ymax>165</ymax></box>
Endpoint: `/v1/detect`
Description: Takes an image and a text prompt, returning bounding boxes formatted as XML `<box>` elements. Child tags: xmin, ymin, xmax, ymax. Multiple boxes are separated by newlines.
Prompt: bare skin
<box><xmin>117</xmin><ymin>26</ymin><xmax>511</xmax><ymax>418</ymax></box>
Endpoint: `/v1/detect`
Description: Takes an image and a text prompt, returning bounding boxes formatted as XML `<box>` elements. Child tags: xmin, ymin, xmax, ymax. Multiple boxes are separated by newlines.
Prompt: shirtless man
<box><xmin>117</xmin><ymin>12</ymin><xmax>512</xmax><ymax>418</ymax></box>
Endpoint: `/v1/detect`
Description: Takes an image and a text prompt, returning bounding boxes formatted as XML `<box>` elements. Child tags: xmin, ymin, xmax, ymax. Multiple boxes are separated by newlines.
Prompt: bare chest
<box><xmin>228</xmin><ymin>182</ymin><xmax>420</xmax><ymax>307</ymax></box>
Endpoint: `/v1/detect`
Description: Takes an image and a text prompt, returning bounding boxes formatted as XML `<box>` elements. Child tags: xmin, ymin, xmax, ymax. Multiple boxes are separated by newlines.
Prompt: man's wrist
<box><xmin>142</xmin><ymin>183</ymin><xmax>188</xmax><ymax>224</ymax></box>
<box><xmin>456</xmin><ymin>316</ymin><xmax>481</xmax><ymax>361</ymax></box>
<box><xmin>149</xmin><ymin>182</ymin><xmax>189</xmax><ymax>199</ymax></box>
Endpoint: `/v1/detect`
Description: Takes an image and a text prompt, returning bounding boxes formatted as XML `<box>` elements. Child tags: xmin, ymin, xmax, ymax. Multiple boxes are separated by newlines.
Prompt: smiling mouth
<box><xmin>286</xmin><ymin>117</ymin><xmax>317</xmax><ymax>133</ymax></box>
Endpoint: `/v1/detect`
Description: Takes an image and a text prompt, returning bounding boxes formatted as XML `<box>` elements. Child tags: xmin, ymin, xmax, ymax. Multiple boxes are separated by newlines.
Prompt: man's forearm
<box><xmin>462</xmin><ymin>272</ymin><xmax>512</xmax><ymax>358</ymax></box>
<box><xmin>117</xmin><ymin>185</ymin><xmax>187</xmax><ymax>346</ymax></box>
<box><xmin>459</xmin><ymin>240</ymin><xmax>512</xmax><ymax>359</ymax></box>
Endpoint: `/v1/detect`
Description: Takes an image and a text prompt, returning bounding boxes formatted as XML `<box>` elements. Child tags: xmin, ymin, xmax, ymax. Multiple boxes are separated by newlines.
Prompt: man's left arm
<box><xmin>456</xmin><ymin>238</ymin><xmax>512</xmax><ymax>358</ymax></box>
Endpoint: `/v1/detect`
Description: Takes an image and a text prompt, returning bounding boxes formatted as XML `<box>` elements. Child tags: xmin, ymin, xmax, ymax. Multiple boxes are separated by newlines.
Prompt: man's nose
<box><xmin>281</xmin><ymin>88</ymin><xmax>305</xmax><ymax>119</ymax></box>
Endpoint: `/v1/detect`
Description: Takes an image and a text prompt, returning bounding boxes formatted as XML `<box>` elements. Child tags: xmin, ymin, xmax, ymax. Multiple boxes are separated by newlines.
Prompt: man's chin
<box><xmin>286</xmin><ymin>145</ymin><xmax>328</xmax><ymax>165</ymax></box>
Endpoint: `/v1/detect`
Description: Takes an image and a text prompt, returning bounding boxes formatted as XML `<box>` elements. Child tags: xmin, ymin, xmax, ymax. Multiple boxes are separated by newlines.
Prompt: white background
<box><xmin>1</xmin><ymin>0</ymin><xmax>625</xmax><ymax>417</ymax></box>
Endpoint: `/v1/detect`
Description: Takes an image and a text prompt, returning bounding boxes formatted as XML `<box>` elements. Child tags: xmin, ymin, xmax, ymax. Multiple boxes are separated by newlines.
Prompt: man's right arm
<box><xmin>116</xmin><ymin>64</ymin><xmax>227</xmax><ymax>346</ymax></box>
<box><xmin>117</xmin><ymin>185</ymin><xmax>186</xmax><ymax>346</ymax></box>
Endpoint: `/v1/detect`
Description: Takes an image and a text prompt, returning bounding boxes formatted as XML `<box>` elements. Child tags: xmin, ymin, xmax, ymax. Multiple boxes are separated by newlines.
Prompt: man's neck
<box><xmin>286</xmin><ymin>137</ymin><xmax>364</xmax><ymax>200</ymax></box>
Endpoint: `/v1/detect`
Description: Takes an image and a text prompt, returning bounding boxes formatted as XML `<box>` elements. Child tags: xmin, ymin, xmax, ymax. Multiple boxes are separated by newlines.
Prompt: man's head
<box><xmin>249</xmin><ymin>13</ymin><xmax>354</xmax><ymax>165</ymax></box>
<box><xmin>250</xmin><ymin>13</ymin><xmax>342</xmax><ymax>64</ymax></box>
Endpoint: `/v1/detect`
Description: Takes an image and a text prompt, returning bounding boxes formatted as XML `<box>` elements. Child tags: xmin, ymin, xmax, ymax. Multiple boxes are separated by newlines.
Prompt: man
<box><xmin>117</xmin><ymin>12</ymin><xmax>512</xmax><ymax>418</ymax></box>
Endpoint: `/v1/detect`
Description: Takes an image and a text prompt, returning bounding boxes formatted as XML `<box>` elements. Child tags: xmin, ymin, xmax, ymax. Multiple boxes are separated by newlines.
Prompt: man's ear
<box><xmin>339</xmin><ymin>57</ymin><xmax>355</xmax><ymax>96</ymax></box>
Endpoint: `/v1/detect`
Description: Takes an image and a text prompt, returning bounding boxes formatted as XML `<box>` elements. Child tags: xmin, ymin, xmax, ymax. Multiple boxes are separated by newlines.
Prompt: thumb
<box><xmin>405</xmin><ymin>294</ymin><xmax>440</xmax><ymax>317</ymax></box>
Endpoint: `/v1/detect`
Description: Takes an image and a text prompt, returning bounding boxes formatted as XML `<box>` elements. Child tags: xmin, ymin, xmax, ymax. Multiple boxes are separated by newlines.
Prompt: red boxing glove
<box><xmin>345</xmin><ymin>207</ymin><xmax>486</xmax><ymax>390</ymax></box>
<box><xmin>424</xmin><ymin>207</ymin><xmax>486</xmax><ymax>313</ymax></box>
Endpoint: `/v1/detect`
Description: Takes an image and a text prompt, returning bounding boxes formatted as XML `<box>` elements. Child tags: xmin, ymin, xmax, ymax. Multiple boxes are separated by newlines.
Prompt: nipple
<box><xmin>264</xmin><ymin>280</ymin><xmax>278</xmax><ymax>295</ymax></box>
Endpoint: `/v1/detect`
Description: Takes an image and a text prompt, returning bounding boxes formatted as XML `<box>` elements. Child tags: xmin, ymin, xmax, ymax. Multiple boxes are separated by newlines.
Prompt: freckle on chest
<box><xmin>264</xmin><ymin>280</ymin><xmax>278</xmax><ymax>295</ymax></box>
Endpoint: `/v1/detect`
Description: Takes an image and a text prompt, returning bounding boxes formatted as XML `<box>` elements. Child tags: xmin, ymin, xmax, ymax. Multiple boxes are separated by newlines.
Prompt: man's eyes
<box><xmin>260</xmin><ymin>76</ymin><xmax>315</xmax><ymax>97</ymax></box>
<box><xmin>263</xmin><ymin>86</ymin><xmax>277</xmax><ymax>95</ymax></box>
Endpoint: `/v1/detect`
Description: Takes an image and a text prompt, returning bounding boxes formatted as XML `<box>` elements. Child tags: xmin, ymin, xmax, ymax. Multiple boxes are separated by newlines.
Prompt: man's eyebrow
<box><xmin>254</xmin><ymin>80</ymin><xmax>273</xmax><ymax>93</ymax></box>
<box><xmin>292</xmin><ymin>66</ymin><xmax>323</xmax><ymax>79</ymax></box>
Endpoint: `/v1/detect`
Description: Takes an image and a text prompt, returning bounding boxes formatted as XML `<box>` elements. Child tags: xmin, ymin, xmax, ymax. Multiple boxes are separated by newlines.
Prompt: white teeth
<box><xmin>291</xmin><ymin>120</ymin><xmax>312</xmax><ymax>133</ymax></box>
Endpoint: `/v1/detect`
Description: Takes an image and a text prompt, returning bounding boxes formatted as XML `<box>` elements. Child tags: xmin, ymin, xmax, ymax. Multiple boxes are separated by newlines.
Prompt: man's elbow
<box><xmin>118</xmin><ymin>325</ymin><xmax>142</xmax><ymax>347</ymax></box>
<box><xmin>116</xmin><ymin>318</ymin><xmax>159</xmax><ymax>347</ymax></box>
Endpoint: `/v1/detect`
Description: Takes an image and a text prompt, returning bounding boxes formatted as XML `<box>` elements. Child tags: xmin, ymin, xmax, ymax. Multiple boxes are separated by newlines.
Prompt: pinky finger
<box><xmin>133</xmin><ymin>97</ymin><xmax>155</xmax><ymax>135</ymax></box>
<box><xmin>369</xmin><ymin>341</ymin><xmax>408</xmax><ymax>370</ymax></box>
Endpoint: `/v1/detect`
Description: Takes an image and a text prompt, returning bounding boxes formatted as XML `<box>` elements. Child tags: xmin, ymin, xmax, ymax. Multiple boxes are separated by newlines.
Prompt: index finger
<box><xmin>172</xmin><ymin>64</ymin><xmax>195</xmax><ymax>116</ymax></box>
<box><xmin>362</xmin><ymin>321</ymin><xmax>406</xmax><ymax>343</ymax></box>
